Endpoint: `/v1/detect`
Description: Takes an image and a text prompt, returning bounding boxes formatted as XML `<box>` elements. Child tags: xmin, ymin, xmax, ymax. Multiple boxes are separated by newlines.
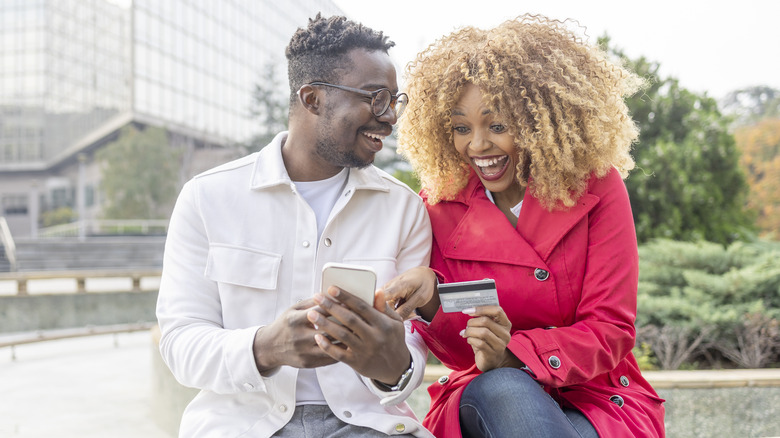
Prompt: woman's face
<box><xmin>451</xmin><ymin>84</ymin><xmax>521</xmax><ymax>197</ymax></box>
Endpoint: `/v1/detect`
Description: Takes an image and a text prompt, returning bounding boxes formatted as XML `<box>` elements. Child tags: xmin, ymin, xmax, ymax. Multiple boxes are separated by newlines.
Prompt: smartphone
<box><xmin>320</xmin><ymin>262</ymin><xmax>377</xmax><ymax>305</ymax></box>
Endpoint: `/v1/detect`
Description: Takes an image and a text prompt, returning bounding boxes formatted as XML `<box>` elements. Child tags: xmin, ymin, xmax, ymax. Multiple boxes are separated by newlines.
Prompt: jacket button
<box><xmin>343</xmin><ymin>411</ymin><xmax>352</xmax><ymax>418</ymax></box>
<box><xmin>438</xmin><ymin>376</ymin><xmax>449</xmax><ymax>384</ymax></box>
<box><xmin>324</xmin><ymin>238</ymin><xmax>332</xmax><ymax>247</ymax></box>
<box><xmin>620</xmin><ymin>376</ymin><xmax>630</xmax><ymax>387</ymax></box>
<box><xmin>609</xmin><ymin>395</ymin><xmax>624</xmax><ymax>407</ymax></box>
<box><xmin>548</xmin><ymin>356</ymin><xmax>561</xmax><ymax>369</ymax></box>
<box><xmin>302</xmin><ymin>241</ymin><xmax>310</xmax><ymax>248</ymax></box>
<box><xmin>395</xmin><ymin>423</ymin><xmax>406</xmax><ymax>433</ymax></box>
<box><xmin>278</xmin><ymin>404</ymin><xmax>288</xmax><ymax>412</ymax></box>
<box><xmin>534</xmin><ymin>268</ymin><xmax>549</xmax><ymax>281</ymax></box>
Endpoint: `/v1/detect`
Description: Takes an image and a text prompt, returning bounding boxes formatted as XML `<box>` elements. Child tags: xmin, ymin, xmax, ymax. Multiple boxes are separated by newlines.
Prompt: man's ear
<box><xmin>297</xmin><ymin>85</ymin><xmax>320</xmax><ymax>115</ymax></box>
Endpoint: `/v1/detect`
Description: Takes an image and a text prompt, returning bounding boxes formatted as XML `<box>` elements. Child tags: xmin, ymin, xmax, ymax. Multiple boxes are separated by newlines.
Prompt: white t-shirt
<box><xmin>292</xmin><ymin>168</ymin><xmax>348</xmax><ymax>405</ymax></box>
<box><xmin>486</xmin><ymin>189</ymin><xmax>523</xmax><ymax>217</ymax></box>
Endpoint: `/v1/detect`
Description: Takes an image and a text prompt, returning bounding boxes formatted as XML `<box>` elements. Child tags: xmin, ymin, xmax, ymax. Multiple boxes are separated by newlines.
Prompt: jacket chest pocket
<box><xmin>205</xmin><ymin>244</ymin><xmax>281</xmax><ymax>327</ymax></box>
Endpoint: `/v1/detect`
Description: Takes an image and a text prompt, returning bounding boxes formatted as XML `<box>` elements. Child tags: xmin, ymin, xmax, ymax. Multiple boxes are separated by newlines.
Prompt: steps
<box><xmin>6</xmin><ymin>237</ymin><xmax>166</xmax><ymax>272</ymax></box>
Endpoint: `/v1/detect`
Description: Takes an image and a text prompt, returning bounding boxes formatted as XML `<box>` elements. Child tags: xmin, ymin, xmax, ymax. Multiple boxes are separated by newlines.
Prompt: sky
<box><xmin>332</xmin><ymin>0</ymin><xmax>780</xmax><ymax>100</ymax></box>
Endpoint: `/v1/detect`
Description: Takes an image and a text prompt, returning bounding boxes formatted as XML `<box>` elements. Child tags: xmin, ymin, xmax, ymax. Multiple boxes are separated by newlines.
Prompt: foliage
<box><xmin>734</xmin><ymin>118</ymin><xmax>780</xmax><ymax>237</ymax></box>
<box><xmin>392</xmin><ymin>169</ymin><xmax>422</xmax><ymax>194</ymax></box>
<box><xmin>96</xmin><ymin>125</ymin><xmax>182</xmax><ymax>219</ymax></box>
<box><xmin>721</xmin><ymin>86</ymin><xmax>780</xmax><ymax>127</ymax></box>
<box><xmin>636</xmin><ymin>238</ymin><xmax>780</xmax><ymax>369</ymax></box>
<box><xmin>246</xmin><ymin>63</ymin><xmax>289</xmax><ymax>152</ymax></box>
<box><xmin>599</xmin><ymin>37</ymin><xmax>755</xmax><ymax>244</ymax></box>
<box><xmin>41</xmin><ymin>207</ymin><xmax>76</xmax><ymax>227</ymax></box>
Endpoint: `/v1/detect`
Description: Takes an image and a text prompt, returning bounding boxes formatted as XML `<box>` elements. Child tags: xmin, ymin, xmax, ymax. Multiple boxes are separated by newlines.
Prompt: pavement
<box><xmin>0</xmin><ymin>331</ymin><xmax>171</xmax><ymax>438</ymax></box>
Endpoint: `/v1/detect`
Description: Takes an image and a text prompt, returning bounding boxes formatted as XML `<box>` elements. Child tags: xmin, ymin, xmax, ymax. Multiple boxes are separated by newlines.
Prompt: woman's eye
<box><xmin>453</xmin><ymin>126</ymin><xmax>469</xmax><ymax>134</ymax></box>
<box><xmin>491</xmin><ymin>124</ymin><xmax>506</xmax><ymax>133</ymax></box>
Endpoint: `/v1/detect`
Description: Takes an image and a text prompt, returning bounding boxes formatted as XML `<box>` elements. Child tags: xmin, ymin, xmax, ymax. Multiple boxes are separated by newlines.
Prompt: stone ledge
<box><xmin>423</xmin><ymin>364</ymin><xmax>780</xmax><ymax>389</ymax></box>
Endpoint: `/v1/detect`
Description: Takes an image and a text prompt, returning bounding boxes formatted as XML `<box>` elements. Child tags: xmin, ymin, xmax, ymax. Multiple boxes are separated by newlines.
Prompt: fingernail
<box><xmin>328</xmin><ymin>286</ymin><xmax>340</xmax><ymax>297</ymax></box>
<box><xmin>313</xmin><ymin>293</ymin><xmax>324</xmax><ymax>303</ymax></box>
<box><xmin>459</xmin><ymin>329</ymin><xmax>465</xmax><ymax>337</ymax></box>
<box><xmin>314</xmin><ymin>334</ymin><xmax>324</xmax><ymax>345</ymax></box>
<box><xmin>307</xmin><ymin>310</ymin><xmax>320</xmax><ymax>323</ymax></box>
<box><xmin>462</xmin><ymin>307</ymin><xmax>475</xmax><ymax>315</ymax></box>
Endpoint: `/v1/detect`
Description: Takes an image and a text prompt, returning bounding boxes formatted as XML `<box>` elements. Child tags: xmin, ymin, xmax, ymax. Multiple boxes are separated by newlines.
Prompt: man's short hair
<box><xmin>285</xmin><ymin>14</ymin><xmax>395</xmax><ymax>105</ymax></box>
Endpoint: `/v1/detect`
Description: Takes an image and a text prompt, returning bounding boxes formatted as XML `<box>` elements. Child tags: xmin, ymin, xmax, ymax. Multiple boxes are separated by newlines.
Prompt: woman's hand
<box><xmin>461</xmin><ymin>305</ymin><xmax>523</xmax><ymax>372</ymax></box>
<box><xmin>380</xmin><ymin>266</ymin><xmax>440</xmax><ymax>320</ymax></box>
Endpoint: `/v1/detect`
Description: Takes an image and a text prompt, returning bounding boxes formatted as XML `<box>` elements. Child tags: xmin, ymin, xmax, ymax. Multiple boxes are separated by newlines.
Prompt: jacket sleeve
<box><xmin>507</xmin><ymin>170</ymin><xmax>639</xmax><ymax>387</ymax></box>
<box><xmin>156</xmin><ymin>180</ymin><xmax>269</xmax><ymax>395</ymax></box>
<box><xmin>363</xmin><ymin>195</ymin><xmax>432</xmax><ymax>405</ymax></box>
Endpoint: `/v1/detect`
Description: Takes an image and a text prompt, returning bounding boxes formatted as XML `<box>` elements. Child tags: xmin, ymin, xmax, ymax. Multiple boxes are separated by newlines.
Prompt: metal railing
<box><xmin>38</xmin><ymin>219</ymin><xmax>169</xmax><ymax>238</ymax></box>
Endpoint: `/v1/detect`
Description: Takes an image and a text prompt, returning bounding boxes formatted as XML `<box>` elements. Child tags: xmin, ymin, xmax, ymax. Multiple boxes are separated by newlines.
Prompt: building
<box><xmin>0</xmin><ymin>0</ymin><xmax>343</xmax><ymax>237</ymax></box>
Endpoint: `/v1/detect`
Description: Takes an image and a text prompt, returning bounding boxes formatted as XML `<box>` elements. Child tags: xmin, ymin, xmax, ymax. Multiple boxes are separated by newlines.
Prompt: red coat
<box><xmin>412</xmin><ymin>168</ymin><xmax>665</xmax><ymax>438</ymax></box>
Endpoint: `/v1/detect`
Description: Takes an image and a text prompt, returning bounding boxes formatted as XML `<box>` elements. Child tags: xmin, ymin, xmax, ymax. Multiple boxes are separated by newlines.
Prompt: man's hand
<box><xmin>380</xmin><ymin>266</ymin><xmax>439</xmax><ymax>321</ymax></box>
<box><xmin>253</xmin><ymin>298</ymin><xmax>336</xmax><ymax>375</ymax></box>
<box><xmin>306</xmin><ymin>287</ymin><xmax>411</xmax><ymax>386</ymax></box>
<box><xmin>461</xmin><ymin>305</ymin><xmax>523</xmax><ymax>372</ymax></box>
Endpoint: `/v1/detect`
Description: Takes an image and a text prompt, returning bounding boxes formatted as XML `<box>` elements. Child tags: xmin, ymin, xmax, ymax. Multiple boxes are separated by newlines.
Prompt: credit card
<box><xmin>439</xmin><ymin>279</ymin><xmax>499</xmax><ymax>313</ymax></box>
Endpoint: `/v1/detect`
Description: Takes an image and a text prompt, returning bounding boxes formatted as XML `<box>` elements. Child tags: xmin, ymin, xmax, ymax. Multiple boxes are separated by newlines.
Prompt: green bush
<box><xmin>636</xmin><ymin>238</ymin><xmax>780</xmax><ymax>369</ymax></box>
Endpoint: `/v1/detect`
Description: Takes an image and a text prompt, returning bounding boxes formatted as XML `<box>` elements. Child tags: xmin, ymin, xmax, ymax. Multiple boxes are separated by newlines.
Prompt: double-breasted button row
<box><xmin>534</xmin><ymin>268</ymin><xmax>549</xmax><ymax>281</ymax></box>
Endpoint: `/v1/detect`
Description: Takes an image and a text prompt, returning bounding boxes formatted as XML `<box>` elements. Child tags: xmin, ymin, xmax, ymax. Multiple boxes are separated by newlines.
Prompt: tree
<box><xmin>600</xmin><ymin>37</ymin><xmax>755</xmax><ymax>244</ymax></box>
<box><xmin>246</xmin><ymin>63</ymin><xmax>289</xmax><ymax>152</ymax></box>
<box><xmin>735</xmin><ymin>118</ymin><xmax>780</xmax><ymax>238</ymax></box>
<box><xmin>721</xmin><ymin>86</ymin><xmax>780</xmax><ymax>127</ymax></box>
<box><xmin>97</xmin><ymin>125</ymin><xmax>182</xmax><ymax>219</ymax></box>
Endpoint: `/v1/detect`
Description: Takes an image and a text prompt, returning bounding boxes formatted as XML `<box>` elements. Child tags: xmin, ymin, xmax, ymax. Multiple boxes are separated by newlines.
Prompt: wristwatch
<box><xmin>375</xmin><ymin>359</ymin><xmax>414</xmax><ymax>392</ymax></box>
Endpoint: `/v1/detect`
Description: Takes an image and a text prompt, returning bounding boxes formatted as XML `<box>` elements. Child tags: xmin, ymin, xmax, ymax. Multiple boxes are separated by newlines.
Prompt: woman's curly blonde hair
<box><xmin>397</xmin><ymin>14</ymin><xmax>645</xmax><ymax>209</ymax></box>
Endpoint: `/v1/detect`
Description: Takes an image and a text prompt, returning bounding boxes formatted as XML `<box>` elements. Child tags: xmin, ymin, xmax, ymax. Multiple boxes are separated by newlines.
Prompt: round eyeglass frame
<box><xmin>308</xmin><ymin>82</ymin><xmax>408</xmax><ymax>118</ymax></box>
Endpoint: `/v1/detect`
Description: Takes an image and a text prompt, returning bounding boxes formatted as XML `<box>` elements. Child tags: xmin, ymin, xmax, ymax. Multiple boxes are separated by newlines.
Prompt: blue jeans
<box><xmin>459</xmin><ymin>368</ymin><xmax>599</xmax><ymax>438</ymax></box>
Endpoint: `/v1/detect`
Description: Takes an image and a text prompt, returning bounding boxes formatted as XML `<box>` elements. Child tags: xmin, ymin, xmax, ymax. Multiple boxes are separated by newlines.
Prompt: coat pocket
<box><xmin>205</xmin><ymin>244</ymin><xmax>281</xmax><ymax>290</ymax></box>
<box><xmin>205</xmin><ymin>244</ymin><xmax>281</xmax><ymax>326</ymax></box>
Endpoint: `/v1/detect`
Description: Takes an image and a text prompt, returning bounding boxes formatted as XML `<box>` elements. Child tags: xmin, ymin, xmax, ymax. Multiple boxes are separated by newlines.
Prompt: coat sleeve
<box><xmin>156</xmin><ymin>180</ymin><xmax>269</xmax><ymax>395</ymax></box>
<box><xmin>507</xmin><ymin>170</ymin><xmax>639</xmax><ymax>387</ymax></box>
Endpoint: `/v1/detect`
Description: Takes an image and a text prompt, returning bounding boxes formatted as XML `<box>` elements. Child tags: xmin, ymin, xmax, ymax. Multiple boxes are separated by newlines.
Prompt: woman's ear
<box><xmin>297</xmin><ymin>84</ymin><xmax>320</xmax><ymax>115</ymax></box>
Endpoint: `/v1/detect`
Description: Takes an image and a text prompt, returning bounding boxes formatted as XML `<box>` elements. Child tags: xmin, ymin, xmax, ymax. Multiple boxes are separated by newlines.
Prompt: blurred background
<box><xmin>1</xmin><ymin>1</ymin><xmax>779</xmax><ymax>437</ymax></box>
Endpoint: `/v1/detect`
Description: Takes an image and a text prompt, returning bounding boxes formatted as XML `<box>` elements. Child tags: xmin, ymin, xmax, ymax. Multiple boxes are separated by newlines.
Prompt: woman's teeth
<box><xmin>473</xmin><ymin>156</ymin><xmax>508</xmax><ymax>175</ymax></box>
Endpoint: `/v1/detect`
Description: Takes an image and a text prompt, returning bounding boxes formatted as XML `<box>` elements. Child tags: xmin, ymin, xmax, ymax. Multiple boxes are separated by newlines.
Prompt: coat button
<box><xmin>534</xmin><ymin>268</ymin><xmax>549</xmax><ymax>281</ymax></box>
<box><xmin>324</xmin><ymin>238</ymin><xmax>332</xmax><ymax>247</ymax></box>
<box><xmin>438</xmin><ymin>376</ymin><xmax>449</xmax><ymax>384</ymax></box>
<box><xmin>395</xmin><ymin>423</ymin><xmax>406</xmax><ymax>433</ymax></box>
<box><xmin>278</xmin><ymin>404</ymin><xmax>288</xmax><ymax>412</ymax></box>
<box><xmin>548</xmin><ymin>356</ymin><xmax>561</xmax><ymax>369</ymax></box>
<box><xmin>619</xmin><ymin>376</ymin><xmax>630</xmax><ymax>387</ymax></box>
<box><xmin>609</xmin><ymin>395</ymin><xmax>624</xmax><ymax>407</ymax></box>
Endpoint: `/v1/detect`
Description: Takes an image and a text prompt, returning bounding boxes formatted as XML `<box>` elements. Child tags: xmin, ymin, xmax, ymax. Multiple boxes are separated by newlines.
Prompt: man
<box><xmin>156</xmin><ymin>14</ymin><xmax>433</xmax><ymax>438</ymax></box>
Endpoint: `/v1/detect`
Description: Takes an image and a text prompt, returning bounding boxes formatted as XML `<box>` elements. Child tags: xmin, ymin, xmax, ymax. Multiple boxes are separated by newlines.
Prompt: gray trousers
<box><xmin>271</xmin><ymin>404</ymin><xmax>417</xmax><ymax>438</ymax></box>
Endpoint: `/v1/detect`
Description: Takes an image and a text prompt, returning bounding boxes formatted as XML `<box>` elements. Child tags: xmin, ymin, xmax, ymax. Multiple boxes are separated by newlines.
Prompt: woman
<box><xmin>384</xmin><ymin>15</ymin><xmax>665</xmax><ymax>438</ymax></box>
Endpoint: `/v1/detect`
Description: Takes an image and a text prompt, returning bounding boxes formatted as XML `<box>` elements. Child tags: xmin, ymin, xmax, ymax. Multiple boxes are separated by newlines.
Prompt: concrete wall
<box><xmin>0</xmin><ymin>291</ymin><xmax>158</xmax><ymax>333</ymax></box>
<box><xmin>150</xmin><ymin>351</ymin><xmax>780</xmax><ymax>438</ymax></box>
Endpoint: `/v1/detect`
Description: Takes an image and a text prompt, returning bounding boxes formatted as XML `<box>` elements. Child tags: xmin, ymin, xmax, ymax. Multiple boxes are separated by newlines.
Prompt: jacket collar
<box><xmin>249</xmin><ymin>131</ymin><xmax>390</xmax><ymax>194</ymax></box>
<box><xmin>443</xmin><ymin>172</ymin><xmax>599</xmax><ymax>264</ymax></box>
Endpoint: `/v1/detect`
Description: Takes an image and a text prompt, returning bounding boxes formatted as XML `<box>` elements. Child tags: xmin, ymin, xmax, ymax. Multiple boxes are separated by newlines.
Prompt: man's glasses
<box><xmin>309</xmin><ymin>82</ymin><xmax>408</xmax><ymax>118</ymax></box>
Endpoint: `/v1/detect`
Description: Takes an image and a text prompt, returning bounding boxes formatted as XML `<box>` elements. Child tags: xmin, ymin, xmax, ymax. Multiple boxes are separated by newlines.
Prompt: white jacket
<box><xmin>157</xmin><ymin>132</ymin><xmax>434</xmax><ymax>437</ymax></box>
